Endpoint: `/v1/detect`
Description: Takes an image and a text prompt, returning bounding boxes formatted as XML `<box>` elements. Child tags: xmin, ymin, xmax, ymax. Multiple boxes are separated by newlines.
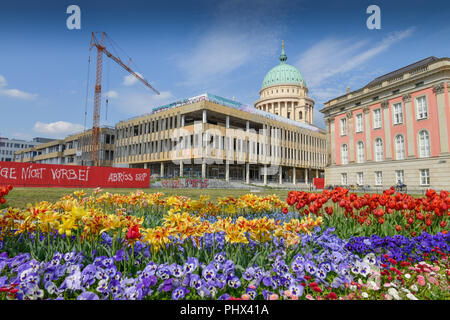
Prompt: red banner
<box><xmin>313</xmin><ymin>178</ymin><xmax>325</xmax><ymax>189</ymax></box>
<box><xmin>0</xmin><ymin>162</ymin><xmax>150</xmax><ymax>188</ymax></box>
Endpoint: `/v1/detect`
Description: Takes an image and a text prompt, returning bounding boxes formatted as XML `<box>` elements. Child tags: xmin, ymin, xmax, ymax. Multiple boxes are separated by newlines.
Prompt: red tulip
<box><xmin>126</xmin><ymin>225</ymin><xmax>142</xmax><ymax>241</ymax></box>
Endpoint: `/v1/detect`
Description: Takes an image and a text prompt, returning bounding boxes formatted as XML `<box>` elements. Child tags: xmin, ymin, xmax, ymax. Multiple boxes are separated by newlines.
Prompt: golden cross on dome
<box><xmin>282</xmin><ymin>40</ymin><xmax>284</xmax><ymax>49</ymax></box>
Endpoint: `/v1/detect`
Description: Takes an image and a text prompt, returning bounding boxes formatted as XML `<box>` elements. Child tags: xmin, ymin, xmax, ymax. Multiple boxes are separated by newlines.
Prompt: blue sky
<box><xmin>1</xmin><ymin>0</ymin><xmax>450</xmax><ymax>140</ymax></box>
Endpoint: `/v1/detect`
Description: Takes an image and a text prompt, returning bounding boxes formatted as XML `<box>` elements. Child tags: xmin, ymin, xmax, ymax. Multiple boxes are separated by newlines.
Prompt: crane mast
<box><xmin>89</xmin><ymin>32</ymin><xmax>159</xmax><ymax>166</ymax></box>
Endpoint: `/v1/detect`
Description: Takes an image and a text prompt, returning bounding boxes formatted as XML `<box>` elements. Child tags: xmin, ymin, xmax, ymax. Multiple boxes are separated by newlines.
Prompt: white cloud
<box><xmin>11</xmin><ymin>132</ymin><xmax>33</xmax><ymax>141</ymax></box>
<box><xmin>178</xmin><ymin>33</ymin><xmax>253</xmax><ymax>85</ymax></box>
<box><xmin>123</xmin><ymin>72</ymin><xmax>144</xmax><ymax>86</ymax></box>
<box><xmin>104</xmin><ymin>90</ymin><xmax>118</xmax><ymax>99</ymax></box>
<box><xmin>0</xmin><ymin>75</ymin><xmax>6</xmax><ymax>87</ymax></box>
<box><xmin>0</xmin><ymin>74</ymin><xmax>37</xmax><ymax>101</ymax></box>
<box><xmin>33</xmin><ymin>121</ymin><xmax>84</xmax><ymax>138</ymax></box>
<box><xmin>292</xmin><ymin>28</ymin><xmax>415</xmax><ymax>130</ymax></box>
<box><xmin>295</xmin><ymin>27</ymin><xmax>415</xmax><ymax>89</ymax></box>
<box><xmin>174</xmin><ymin>0</ymin><xmax>286</xmax><ymax>87</ymax></box>
<box><xmin>114</xmin><ymin>90</ymin><xmax>175</xmax><ymax>115</ymax></box>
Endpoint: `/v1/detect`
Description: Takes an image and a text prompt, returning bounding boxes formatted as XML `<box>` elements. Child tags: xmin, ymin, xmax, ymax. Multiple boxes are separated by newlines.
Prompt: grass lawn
<box><xmin>2</xmin><ymin>187</ymin><xmax>292</xmax><ymax>209</ymax></box>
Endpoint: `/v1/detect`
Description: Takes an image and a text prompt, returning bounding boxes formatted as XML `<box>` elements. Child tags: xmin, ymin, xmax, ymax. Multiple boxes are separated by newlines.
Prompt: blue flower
<box><xmin>242</xmin><ymin>267</ymin><xmax>255</xmax><ymax>281</ymax></box>
<box><xmin>218</xmin><ymin>293</ymin><xmax>231</xmax><ymax>300</ymax></box>
<box><xmin>288</xmin><ymin>283</ymin><xmax>304</xmax><ymax>297</ymax></box>
<box><xmin>227</xmin><ymin>276</ymin><xmax>241</xmax><ymax>289</ymax></box>
<box><xmin>172</xmin><ymin>286</ymin><xmax>189</xmax><ymax>300</ymax></box>
<box><xmin>189</xmin><ymin>274</ymin><xmax>203</xmax><ymax>290</ymax></box>
<box><xmin>316</xmin><ymin>268</ymin><xmax>327</xmax><ymax>280</ymax></box>
<box><xmin>214</xmin><ymin>252</ymin><xmax>226</xmax><ymax>264</ymax></box>
<box><xmin>202</xmin><ymin>264</ymin><xmax>216</xmax><ymax>281</ymax></box>
<box><xmin>170</xmin><ymin>264</ymin><xmax>184</xmax><ymax>278</ymax></box>
<box><xmin>183</xmin><ymin>257</ymin><xmax>198</xmax><ymax>274</ymax></box>
<box><xmin>291</xmin><ymin>260</ymin><xmax>304</xmax><ymax>273</ymax></box>
<box><xmin>246</xmin><ymin>287</ymin><xmax>257</xmax><ymax>299</ymax></box>
<box><xmin>304</xmin><ymin>261</ymin><xmax>317</xmax><ymax>275</ymax></box>
<box><xmin>114</xmin><ymin>249</ymin><xmax>125</xmax><ymax>262</ymax></box>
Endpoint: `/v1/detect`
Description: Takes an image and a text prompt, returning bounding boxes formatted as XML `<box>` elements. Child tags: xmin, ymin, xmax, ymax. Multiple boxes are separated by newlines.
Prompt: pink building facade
<box><xmin>321</xmin><ymin>57</ymin><xmax>450</xmax><ymax>191</ymax></box>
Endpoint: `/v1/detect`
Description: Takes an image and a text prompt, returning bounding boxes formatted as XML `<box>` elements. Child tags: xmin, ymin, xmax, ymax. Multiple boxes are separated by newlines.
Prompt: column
<box><xmin>226</xmin><ymin>115</ymin><xmax>230</xmax><ymax>182</ymax></box>
<box><xmin>382</xmin><ymin>100</ymin><xmax>392</xmax><ymax>159</ymax></box>
<box><xmin>433</xmin><ymin>83</ymin><xmax>450</xmax><ymax>154</ymax></box>
<box><xmin>263</xmin><ymin>165</ymin><xmax>267</xmax><ymax>186</ymax></box>
<box><xmin>279</xmin><ymin>166</ymin><xmax>282</xmax><ymax>184</ymax></box>
<box><xmin>316</xmin><ymin>169</ymin><xmax>319</xmax><ymax>178</ymax></box>
<box><xmin>293</xmin><ymin>167</ymin><xmax>296</xmax><ymax>185</ymax></box>
<box><xmin>181</xmin><ymin>115</ymin><xmax>185</xmax><ymax>127</ymax></box>
<box><xmin>160</xmin><ymin>162</ymin><xmax>164</xmax><ymax>178</ymax></box>
<box><xmin>246</xmin><ymin>163</ymin><xmax>250</xmax><ymax>184</ymax></box>
<box><xmin>305</xmin><ymin>168</ymin><xmax>308</xmax><ymax>184</ymax></box>
<box><xmin>202</xmin><ymin>159</ymin><xmax>206</xmax><ymax>178</ymax></box>
<box><xmin>403</xmin><ymin>94</ymin><xmax>415</xmax><ymax>158</ymax></box>
<box><xmin>364</xmin><ymin>107</ymin><xmax>372</xmax><ymax>161</ymax></box>
<box><xmin>179</xmin><ymin>161</ymin><xmax>183</xmax><ymax>177</ymax></box>
<box><xmin>329</xmin><ymin>118</ymin><xmax>336</xmax><ymax>164</ymax></box>
<box><xmin>347</xmin><ymin>111</ymin><xmax>355</xmax><ymax>162</ymax></box>
<box><xmin>202</xmin><ymin>109</ymin><xmax>207</xmax><ymax>124</ymax></box>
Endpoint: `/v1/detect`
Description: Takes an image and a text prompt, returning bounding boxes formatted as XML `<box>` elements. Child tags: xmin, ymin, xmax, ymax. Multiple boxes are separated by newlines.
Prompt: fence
<box><xmin>0</xmin><ymin>161</ymin><xmax>150</xmax><ymax>188</ymax></box>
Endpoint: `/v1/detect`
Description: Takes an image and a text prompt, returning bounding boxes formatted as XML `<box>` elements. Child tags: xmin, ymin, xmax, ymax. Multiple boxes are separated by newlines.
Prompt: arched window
<box><xmin>299</xmin><ymin>111</ymin><xmax>303</xmax><ymax>119</ymax></box>
<box><xmin>395</xmin><ymin>135</ymin><xmax>405</xmax><ymax>160</ymax></box>
<box><xmin>418</xmin><ymin>130</ymin><xmax>430</xmax><ymax>157</ymax></box>
<box><xmin>357</xmin><ymin>141</ymin><xmax>365</xmax><ymax>163</ymax></box>
<box><xmin>341</xmin><ymin>144</ymin><xmax>348</xmax><ymax>164</ymax></box>
<box><xmin>374</xmin><ymin>138</ymin><xmax>383</xmax><ymax>162</ymax></box>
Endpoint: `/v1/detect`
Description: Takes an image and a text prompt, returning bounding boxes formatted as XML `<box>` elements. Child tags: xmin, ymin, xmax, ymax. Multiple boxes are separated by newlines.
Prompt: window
<box><xmin>357</xmin><ymin>141</ymin><xmax>365</xmax><ymax>163</ymax></box>
<box><xmin>420</xmin><ymin>169</ymin><xmax>430</xmax><ymax>185</ymax></box>
<box><xmin>355</xmin><ymin>114</ymin><xmax>363</xmax><ymax>132</ymax></box>
<box><xmin>299</xmin><ymin>111</ymin><xmax>303</xmax><ymax>119</ymax></box>
<box><xmin>375</xmin><ymin>171</ymin><xmax>383</xmax><ymax>185</ymax></box>
<box><xmin>395</xmin><ymin>135</ymin><xmax>405</xmax><ymax>160</ymax></box>
<box><xmin>373</xmin><ymin>109</ymin><xmax>382</xmax><ymax>129</ymax></box>
<box><xmin>374</xmin><ymin>138</ymin><xmax>383</xmax><ymax>162</ymax></box>
<box><xmin>341</xmin><ymin>144</ymin><xmax>348</xmax><ymax>164</ymax></box>
<box><xmin>418</xmin><ymin>130</ymin><xmax>430</xmax><ymax>158</ymax></box>
<box><xmin>357</xmin><ymin>172</ymin><xmax>364</xmax><ymax>185</ymax></box>
<box><xmin>393</xmin><ymin>102</ymin><xmax>403</xmax><ymax>125</ymax></box>
<box><xmin>395</xmin><ymin>170</ymin><xmax>404</xmax><ymax>184</ymax></box>
<box><xmin>341</xmin><ymin>173</ymin><xmax>347</xmax><ymax>185</ymax></box>
<box><xmin>416</xmin><ymin>96</ymin><xmax>428</xmax><ymax>120</ymax></box>
<box><xmin>287</xmin><ymin>112</ymin><xmax>291</xmax><ymax>118</ymax></box>
<box><xmin>340</xmin><ymin>118</ymin><xmax>347</xmax><ymax>136</ymax></box>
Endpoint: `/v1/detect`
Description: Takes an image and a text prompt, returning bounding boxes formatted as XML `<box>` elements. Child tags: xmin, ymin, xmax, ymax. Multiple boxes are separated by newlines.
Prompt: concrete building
<box><xmin>14</xmin><ymin>127</ymin><xmax>115</xmax><ymax>166</ymax></box>
<box><xmin>321</xmin><ymin>56</ymin><xmax>450</xmax><ymax>191</ymax></box>
<box><xmin>1</xmin><ymin>137</ymin><xmax>53</xmax><ymax>162</ymax></box>
<box><xmin>114</xmin><ymin>44</ymin><xmax>327</xmax><ymax>185</ymax></box>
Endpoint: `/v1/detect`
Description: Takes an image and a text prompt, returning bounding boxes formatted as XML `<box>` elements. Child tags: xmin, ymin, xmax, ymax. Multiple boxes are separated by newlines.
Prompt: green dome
<box><xmin>262</xmin><ymin>42</ymin><xmax>306</xmax><ymax>89</ymax></box>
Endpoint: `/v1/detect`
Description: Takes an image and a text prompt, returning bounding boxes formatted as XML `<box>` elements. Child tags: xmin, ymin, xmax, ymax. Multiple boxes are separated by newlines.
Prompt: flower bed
<box><xmin>0</xmin><ymin>188</ymin><xmax>448</xmax><ymax>300</ymax></box>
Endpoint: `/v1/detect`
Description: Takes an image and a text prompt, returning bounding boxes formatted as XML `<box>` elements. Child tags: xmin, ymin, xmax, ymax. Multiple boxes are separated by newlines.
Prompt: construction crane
<box><xmin>89</xmin><ymin>32</ymin><xmax>160</xmax><ymax>166</ymax></box>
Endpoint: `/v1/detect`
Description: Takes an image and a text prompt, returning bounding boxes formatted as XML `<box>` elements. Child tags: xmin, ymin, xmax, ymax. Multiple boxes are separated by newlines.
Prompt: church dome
<box><xmin>262</xmin><ymin>42</ymin><xmax>306</xmax><ymax>89</ymax></box>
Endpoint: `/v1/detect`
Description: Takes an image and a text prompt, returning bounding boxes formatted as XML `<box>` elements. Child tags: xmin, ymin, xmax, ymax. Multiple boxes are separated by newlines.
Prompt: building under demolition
<box><xmin>14</xmin><ymin>127</ymin><xmax>115</xmax><ymax>167</ymax></box>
